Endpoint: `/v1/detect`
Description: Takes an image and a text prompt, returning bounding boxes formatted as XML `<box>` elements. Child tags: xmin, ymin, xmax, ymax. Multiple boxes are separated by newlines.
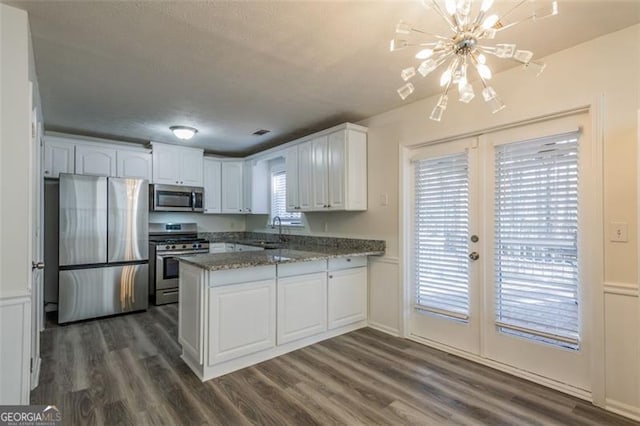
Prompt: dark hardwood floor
<box><xmin>33</xmin><ymin>305</ymin><xmax>637</xmax><ymax>426</ymax></box>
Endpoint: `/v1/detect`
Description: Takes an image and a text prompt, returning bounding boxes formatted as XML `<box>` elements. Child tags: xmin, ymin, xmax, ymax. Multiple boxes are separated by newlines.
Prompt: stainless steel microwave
<box><xmin>150</xmin><ymin>184</ymin><xmax>204</xmax><ymax>212</ymax></box>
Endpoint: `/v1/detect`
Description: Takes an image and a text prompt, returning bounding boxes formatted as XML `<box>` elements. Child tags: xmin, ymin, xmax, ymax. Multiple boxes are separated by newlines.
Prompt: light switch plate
<box><xmin>609</xmin><ymin>222</ymin><xmax>628</xmax><ymax>242</ymax></box>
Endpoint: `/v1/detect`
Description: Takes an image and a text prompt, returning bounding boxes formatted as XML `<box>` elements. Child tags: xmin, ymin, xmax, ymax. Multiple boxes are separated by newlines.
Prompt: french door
<box><xmin>408</xmin><ymin>138</ymin><xmax>481</xmax><ymax>354</ymax></box>
<box><xmin>408</xmin><ymin>113</ymin><xmax>592</xmax><ymax>390</ymax></box>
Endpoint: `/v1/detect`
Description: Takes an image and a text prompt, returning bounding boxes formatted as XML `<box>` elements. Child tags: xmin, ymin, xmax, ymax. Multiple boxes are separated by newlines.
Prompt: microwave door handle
<box><xmin>192</xmin><ymin>191</ymin><xmax>196</xmax><ymax>211</ymax></box>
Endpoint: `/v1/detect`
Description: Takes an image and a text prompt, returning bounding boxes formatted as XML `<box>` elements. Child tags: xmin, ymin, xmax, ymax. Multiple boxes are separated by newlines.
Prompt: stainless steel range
<box><xmin>149</xmin><ymin>223</ymin><xmax>209</xmax><ymax>305</ymax></box>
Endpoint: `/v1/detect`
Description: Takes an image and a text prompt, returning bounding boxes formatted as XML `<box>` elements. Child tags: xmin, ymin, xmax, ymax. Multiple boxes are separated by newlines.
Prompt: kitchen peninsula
<box><xmin>176</xmin><ymin>237</ymin><xmax>384</xmax><ymax>381</ymax></box>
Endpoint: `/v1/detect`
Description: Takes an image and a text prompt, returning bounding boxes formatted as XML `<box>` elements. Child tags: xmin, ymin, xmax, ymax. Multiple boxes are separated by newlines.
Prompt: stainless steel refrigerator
<box><xmin>58</xmin><ymin>174</ymin><xmax>149</xmax><ymax>323</ymax></box>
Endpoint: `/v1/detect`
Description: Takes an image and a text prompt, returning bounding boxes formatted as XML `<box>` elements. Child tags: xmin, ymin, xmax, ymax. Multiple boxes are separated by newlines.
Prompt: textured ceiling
<box><xmin>8</xmin><ymin>0</ymin><xmax>640</xmax><ymax>155</ymax></box>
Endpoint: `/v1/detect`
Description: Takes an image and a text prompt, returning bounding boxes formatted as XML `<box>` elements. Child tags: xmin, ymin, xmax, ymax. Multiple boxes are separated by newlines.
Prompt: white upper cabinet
<box><xmin>311</xmin><ymin>136</ymin><xmax>329</xmax><ymax>210</ymax></box>
<box><xmin>285</xmin><ymin>146</ymin><xmax>299</xmax><ymax>212</ymax></box>
<box><xmin>203</xmin><ymin>158</ymin><xmax>222</xmax><ymax>214</ymax></box>
<box><xmin>75</xmin><ymin>145</ymin><xmax>117</xmax><ymax>177</ymax></box>
<box><xmin>297</xmin><ymin>141</ymin><xmax>314</xmax><ymax>211</ymax></box>
<box><xmin>221</xmin><ymin>160</ymin><xmax>244</xmax><ymax>214</ymax></box>
<box><xmin>152</xmin><ymin>142</ymin><xmax>203</xmax><ymax>186</ymax></box>
<box><xmin>43</xmin><ymin>136</ymin><xmax>75</xmax><ymax>178</ymax></box>
<box><xmin>312</xmin><ymin>128</ymin><xmax>367</xmax><ymax>211</ymax></box>
<box><xmin>281</xmin><ymin>124</ymin><xmax>366</xmax><ymax>212</ymax></box>
<box><xmin>116</xmin><ymin>149</ymin><xmax>151</xmax><ymax>180</ymax></box>
<box><xmin>243</xmin><ymin>159</ymin><xmax>269</xmax><ymax>214</ymax></box>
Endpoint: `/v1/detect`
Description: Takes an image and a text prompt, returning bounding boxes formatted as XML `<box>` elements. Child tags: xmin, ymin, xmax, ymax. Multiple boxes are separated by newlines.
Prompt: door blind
<box><xmin>414</xmin><ymin>152</ymin><xmax>470</xmax><ymax>320</ymax></box>
<box><xmin>272</xmin><ymin>171</ymin><xmax>301</xmax><ymax>225</ymax></box>
<box><xmin>494</xmin><ymin>131</ymin><xmax>580</xmax><ymax>348</ymax></box>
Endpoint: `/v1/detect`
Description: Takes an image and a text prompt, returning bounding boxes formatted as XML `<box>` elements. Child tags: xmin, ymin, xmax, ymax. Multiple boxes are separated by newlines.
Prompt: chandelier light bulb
<box><xmin>170</xmin><ymin>126</ymin><xmax>198</xmax><ymax>140</ymax></box>
<box><xmin>480</xmin><ymin>0</ymin><xmax>494</xmax><ymax>12</ymax></box>
<box><xmin>390</xmin><ymin>0</ymin><xmax>556</xmax><ymax>120</ymax></box>
<box><xmin>415</xmin><ymin>49</ymin><xmax>434</xmax><ymax>60</ymax></box>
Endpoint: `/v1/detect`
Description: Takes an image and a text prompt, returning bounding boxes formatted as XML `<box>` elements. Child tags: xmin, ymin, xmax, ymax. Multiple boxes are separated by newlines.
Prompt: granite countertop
<box><xmin>177</xmin><ymin>246</ymin><xmax>384</xmax><ymax>271</ymax></box>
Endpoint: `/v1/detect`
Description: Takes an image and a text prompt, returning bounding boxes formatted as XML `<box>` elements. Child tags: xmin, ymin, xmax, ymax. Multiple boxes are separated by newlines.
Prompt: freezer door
<box><xmin>58</xmin><ymin>263</ymin><xmax>149</xmax><ymax>323</ymax></box>
<box><xmin>108</xmin><ymin>178</ymin><xmax>149</xmax><ymax>262</ymax></box>
<box><xmin>59</xmin><ymin>174</ymin><xmax>108</xmax><ymax>266</ymax></box>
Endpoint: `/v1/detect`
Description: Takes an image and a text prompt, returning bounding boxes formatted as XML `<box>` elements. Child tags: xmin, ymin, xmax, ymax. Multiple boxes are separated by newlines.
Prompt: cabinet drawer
<box><xmin>209</xmin><ymin>265</ymin><xmax>275</xmax><ymax>286</ymax></box>
<box><xmin>277</xmin><ymin>260</ymin><xmax>326</xmax><ymax>278</ymax></box>
<box><xmin>328</xmin><ymin>256</ymin><xmax>367</xmax><ymax>271</ymax></box>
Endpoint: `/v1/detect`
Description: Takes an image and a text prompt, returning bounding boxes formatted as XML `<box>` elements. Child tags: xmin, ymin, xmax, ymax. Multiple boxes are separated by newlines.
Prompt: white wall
<box><xmin>0</xmin><ymin>4</ymin><xmax>34</xmax><ymax>404</ymax></box>
<box><xmin>359</xmin><ymin>24</ymin><xmax>639</xmax><ymax>418</ymax></box>
<box><xmin>249</xmin><ymin>24</ymin><xmax>640</xmax><ymax>417</ymax></box>
<box><xmin>149</xmin><ymin>212</ymin><xmax>245</xmax><ymax>233</ymax></box>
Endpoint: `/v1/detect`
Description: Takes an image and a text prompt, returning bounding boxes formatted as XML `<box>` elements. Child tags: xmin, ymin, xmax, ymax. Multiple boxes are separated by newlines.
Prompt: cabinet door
<box><xmin>203</xmin><ymin>158</ymin><xmax>222</xmax><ymax>213</ymax></box>
<box><xmin>277</xmin><ymin>272</ymin><xmax>327</xmax><ymax>344</ymax></box>
<box><xmin>327</xmin><ymin>131</ymin><xmax>346</xmax><ymax>210</ymax></box>
<box><xmin>152</xmin><ymin>144</ymin><xmax>181</xmax><ymax>185</ymax></box>
<box><xmin>75</xmin><ymin>145</ymin><xmax>117</xmax><ymax>177</ymax></box>
<box><xmin>179</xmin><ymin>263</ymin><xmax>203</xmax><ymax>364</ymax></box>
<box><xmin>117</xmin><ymin>150</ymin><xmax>151</xmax><ymax>180</ymax></box>
<box><xmin>328</xmin><ymin>267</ymin><xmax>367</xmax><ymax>330</ymax></box>
<box><xmin>243</xmin><ymin>160</ymin><xmax>253</xmax><ymax>214</ymax></box>
<box><xmin>221</xmin><ymin>161</ymin><xmax>244</xmax><ymax>213</ymax></box>
<box><xmin>311</xmin><ymin>136</ymin><xmax>329</xmax><ymax>210</ymax></box>
<box><xmin>180</xmin><ymin>149</ymin><xmax>204</xmax><ymax>186</ymax></box>
<box><xmin>208</xmin><ymin>279</ymin><xmax>276</xmax><ymax>365</ymax></box>
<box><xmin>297</xmin><ymin>142</ymin><xmax>314</xmax><ymax>211</ymax></box>
<box><xmin>244</xmin><ymin>160</ymin><xmax>269</xmax><ymax>214</ymax></box>
<box><xmin>43</xmin><ymin>139</ymin><xmax>75</xmax><ymax>178</ymax></box>
<box><xmin>285</xmin><ymin>147</ymin><xmax>299</xmax><ymax>212</ymax></box>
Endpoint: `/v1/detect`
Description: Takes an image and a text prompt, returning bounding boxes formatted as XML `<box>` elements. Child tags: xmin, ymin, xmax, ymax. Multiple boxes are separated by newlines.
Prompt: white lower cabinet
<box><xmin>277</xmin><ymin>272</ymin><xmax>327</xmax><ymax>344</ymax></box>
<box><xmin>328</xmin><ymin>264</ymin><xmax>368</xmax><ymax>330</ymax></box>
<box><xmin>178</xmin><ymin>256</ymin><xmax>369</xmax><ymax>381</ymax></box>
<box><xmin>208</xmin><ymin>279</ymin><xmax>276</xmax><ymax>365</ymax></box>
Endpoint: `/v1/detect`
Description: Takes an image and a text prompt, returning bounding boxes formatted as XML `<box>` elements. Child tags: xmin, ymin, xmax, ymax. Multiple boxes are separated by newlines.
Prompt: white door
<box><xmin>117</xmin><ymin>150</ymin><xmax>151</xmax><ymax>180</ymax></box>
<box><xmin>327</xmin><ymin>131</ymin><xmax>345</xmax><ymax>210</ymax></box>
<box><xmin>408</xmin><ymin>138</ymin><xmax>481</xmax><ymax>354</ymax></box>
<box><xmin>285</xmin><ymin>146</ymin><xmax>299</xmax><ymax>212</ymax></box>
<box><xmin>277</xmin><ymin>272</ymin><xmax>327</xmax><ymax>344</ymax></box>
<box><xmin>481</xmin><ymin>114</ymin><xmax>592</xmax><ymax>390</ymax></box>
<box><xmin>75</xmin><ymin>145</ymin><xmax>117</xmax><ymax>177</ymax></box>
<box><xmin>297</xmin><ymin>141</ymin><xmax>314</xmax><ymax>211</ymax></box>
<box><xmin>328</xmin><ymin>267</ymin><xmax>367</xmax><ymax>329</ymax></box>
<box><xmin>29</xmin><ymin>85</ymin><xmax>44</xmax><ymax>389</ymax></box>
<box><xmin>203</xmin><ymin>158</ymin><xmax>222</xmax><ymax>214</ymax></box>
<box><xmin>311</xmin><ymin>136</ymin><xmax>329</xmax><ymax>210</ymax></box>
<box><xmin>179</xmin><ymin>149</ymin><xmax>204</xmax><ymax>186</ymax></box>
<box><xmin>207</xmin><ymin>279</ymin><xmax>276</xmax><ymax>365</ymax></box>
<box><xmin>221</xmin><ymin>161</ymin><xmax>244</xmax><ymax>213</ymax></box>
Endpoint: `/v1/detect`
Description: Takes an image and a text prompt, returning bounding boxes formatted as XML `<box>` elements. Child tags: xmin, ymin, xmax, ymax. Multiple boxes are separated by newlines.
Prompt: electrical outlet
<box><xmin>324</xmin><ymin>222</ymin><xmax>329</xmax><ymax>233</ymax></box>
<box><xmin>609</xmin><ymin>222</ymin><xmax>628</xmax><ymax>242</ymax></box>
<box><xmin>379</xmin><ymin>193</ymin><xmax>389</xmax><ymax>206</ymax></box>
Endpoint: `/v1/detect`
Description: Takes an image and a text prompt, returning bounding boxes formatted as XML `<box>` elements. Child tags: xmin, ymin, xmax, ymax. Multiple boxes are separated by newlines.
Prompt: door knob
<box><xmin>468</xmin><ymin>252</ymin><xmax>479</xmax><ymax>261</ymax></box>
<box><xmin>32</xmin><ymin>261</ymin><xmax>45</xmax><ymax>270</ymax></box>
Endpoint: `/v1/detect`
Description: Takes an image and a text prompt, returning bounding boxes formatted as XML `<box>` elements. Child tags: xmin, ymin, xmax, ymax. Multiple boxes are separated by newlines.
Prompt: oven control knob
<box><xmin>182</xmin><ymin>245</ymin><xmax>187</xmax><ymax>249</ymax></box>
<box><xmin>192</xmin><ymin>243</ymin><xmax>198</xmax><ymax>248</ymax></box>
<box><xmin>171</xmin><ymin>245</ymin><xmax>176</xmax><ymax>249</ymax></box>
<box><xmin>165</xmin><ymin>245</ymin><xmax>170</xmax><ymax>250</ymax></box>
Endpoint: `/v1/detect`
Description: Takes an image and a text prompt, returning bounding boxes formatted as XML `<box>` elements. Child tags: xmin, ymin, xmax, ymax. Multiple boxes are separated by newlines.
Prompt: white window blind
<box><xmin>494</xmin><ymin>131</ymin><xmax>580</xmax><ymax>349</ymax></box>
<box><xmin>414</xmin><ymin>152</ymin><xmax>470</xmax><ymax>320</ymax></box>
<box><xmin>271</xmin><ymin>171</ymin><xmax>302</xmax><ymax>225</ymax></box>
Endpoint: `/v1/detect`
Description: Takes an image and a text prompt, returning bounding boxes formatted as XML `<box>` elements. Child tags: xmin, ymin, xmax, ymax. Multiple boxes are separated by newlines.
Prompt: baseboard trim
<box><xmin>605</xmin><ymin>398</ymin><xmax>640</xmax><ymax>422</ymax></box>
<box><xmin>407</xmin><ymin>333</ymin><xmax>592</xmax><ymax>402</ymax></box>
<box><xmin>30</xmin><ymin>356</ymin><xmax>41</xmax><ymax>391</ymax></box>
<box><xmin>367</xmin><ymin>322</ymin><xmax>400</xmax><ymax>337</ymax></box>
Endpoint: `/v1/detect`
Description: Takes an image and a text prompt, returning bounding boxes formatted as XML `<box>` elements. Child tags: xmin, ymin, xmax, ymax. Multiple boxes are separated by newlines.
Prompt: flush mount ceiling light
<box><xmin>170</xmin><ymin>125</ymin><xmax>198</xmax><ymax>140</ymax></box>
<box><xmin>391</xmin><ymin>0</ymin><xmax>558</xmax><ymax>121</ymax></box>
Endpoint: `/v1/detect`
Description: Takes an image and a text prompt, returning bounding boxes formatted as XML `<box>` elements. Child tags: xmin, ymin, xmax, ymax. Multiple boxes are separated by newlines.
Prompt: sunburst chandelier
<box><xmin>391</xmin><ymin>0</ymin><xmax>558</xmax><ymax>121</ymax></box>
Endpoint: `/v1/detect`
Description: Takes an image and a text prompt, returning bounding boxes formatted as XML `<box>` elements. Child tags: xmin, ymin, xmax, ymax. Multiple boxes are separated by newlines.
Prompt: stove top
<box><xmin>150</xmin><ymin>237</ymin><xmax>209</xmax><ymax>245</ymax></box>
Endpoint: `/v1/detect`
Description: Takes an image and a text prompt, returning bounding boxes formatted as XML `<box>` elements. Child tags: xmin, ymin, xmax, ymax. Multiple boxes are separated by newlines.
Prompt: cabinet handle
<box><xmin>44</xmin><ymin>170</ymin><xmax>49</xmax><ymax>175</ymax></box>
<box><xmin>329</xmin><ymin>275</ymin><xmax>333</xmax><ymax>279</ymax></box>
<box><xmin>346</xmin><ymin>258</ymin><xmax>351</xmax><ymax>262</ymax></box>
<box><xmin>239</xmin><ymin>209</ymin><xmax>242</xmax><ymax>212</ymax></box>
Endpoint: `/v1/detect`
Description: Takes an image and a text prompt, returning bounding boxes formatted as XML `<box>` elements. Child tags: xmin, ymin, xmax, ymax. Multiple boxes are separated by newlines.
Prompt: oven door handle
<box><xmin>157</xmin><ymin>250</ymin><xmax>209</xmax><ymax>256</ymax></box>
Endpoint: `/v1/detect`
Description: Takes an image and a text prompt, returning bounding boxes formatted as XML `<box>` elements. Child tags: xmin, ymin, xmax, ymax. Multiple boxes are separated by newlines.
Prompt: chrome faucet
<box><xmin>271</xmin><ymin>216</ymin><xmax>283</xmax><ymax>242</ymax></box>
